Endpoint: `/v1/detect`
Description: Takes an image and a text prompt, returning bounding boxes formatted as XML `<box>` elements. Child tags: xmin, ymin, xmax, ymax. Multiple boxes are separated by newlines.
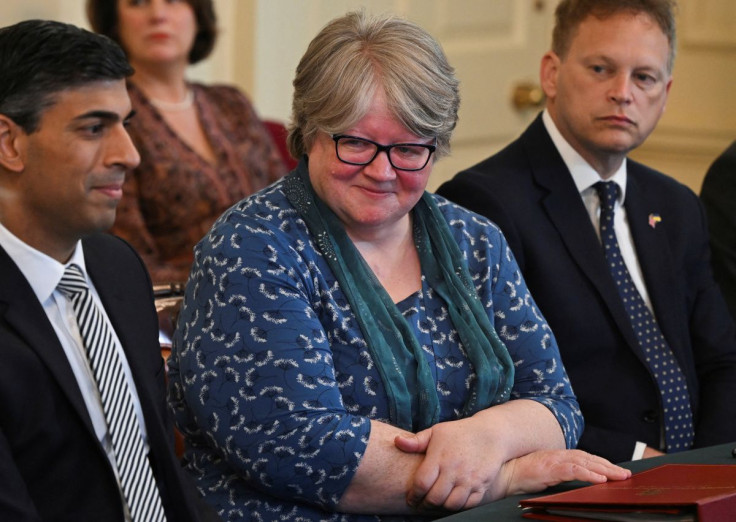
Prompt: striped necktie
<box><xmin>57</xmin><ymin>264</ymin><xmax>167</xmax><ymax>521</ymax></box>
<box><xmin>595</xmin><ymin>181</ymin><xmax>694</xmax><ymax>452</ymax></box>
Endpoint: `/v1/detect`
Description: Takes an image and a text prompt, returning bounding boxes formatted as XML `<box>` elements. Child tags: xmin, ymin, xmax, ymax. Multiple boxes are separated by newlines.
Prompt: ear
<box><xmin>0</xmin><ymin>115</ymin><xmax>26</xmax><ymax>173</ymax></box>
<box><xmin>660</xmin><ymin>76</ymin><xmax>673</xmax><ymax>115</ymax></box>
<box><xmin>540</xmin><ymin>51</ymin><xmax>560</xmax><ymax>101</ymax></box>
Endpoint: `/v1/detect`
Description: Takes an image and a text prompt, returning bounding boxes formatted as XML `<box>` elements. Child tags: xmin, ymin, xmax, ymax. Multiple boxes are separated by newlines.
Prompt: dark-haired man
<box><xmin>438</xmin><ymin>0</ymin><xmax>736</xmax><ymax>463</ymax></box>
<box><xmin>0</xmin><ymin>19</ymin><xmax>214</xmax><ymax>520</ymax></box>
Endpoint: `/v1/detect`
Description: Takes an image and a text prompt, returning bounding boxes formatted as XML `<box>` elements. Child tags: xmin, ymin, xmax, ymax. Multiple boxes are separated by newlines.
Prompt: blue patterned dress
<box><xmin>168</xmin><ymin>178</ymin><xmax>582</xmax><ymax>521</ymax></box>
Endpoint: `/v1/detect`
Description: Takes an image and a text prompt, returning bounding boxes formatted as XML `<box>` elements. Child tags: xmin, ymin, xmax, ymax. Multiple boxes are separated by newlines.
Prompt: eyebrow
<box><xmin>71</xmin><ymin>109</ymin><xmax>136</xmax><ymax>124</ymax></box>
<box><xmin>586</xmin><ymin>53</ymin><xmax>665</xmax><ymax>70</ymax></box>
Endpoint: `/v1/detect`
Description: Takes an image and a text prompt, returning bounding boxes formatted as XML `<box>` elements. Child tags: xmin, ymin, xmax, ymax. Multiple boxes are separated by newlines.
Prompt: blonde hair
<box><xmin>287</xmin><ymin>11</ymin><xmax>459</xmax><ymax>160</ymax></box>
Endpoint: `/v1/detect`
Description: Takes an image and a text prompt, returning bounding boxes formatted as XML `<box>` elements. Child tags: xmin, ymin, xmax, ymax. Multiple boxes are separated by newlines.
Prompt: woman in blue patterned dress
<box><xmin>168</xmin><ymin>11</ymin><xmax>630</xmax><ymax>521</ymax></box>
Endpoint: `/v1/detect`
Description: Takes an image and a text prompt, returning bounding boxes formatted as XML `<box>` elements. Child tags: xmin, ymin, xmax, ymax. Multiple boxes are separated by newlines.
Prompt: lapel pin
<box><xmin>648</xmin><ymin>213</ymin><xmax>662</xmax><ymax>229</ymax></box>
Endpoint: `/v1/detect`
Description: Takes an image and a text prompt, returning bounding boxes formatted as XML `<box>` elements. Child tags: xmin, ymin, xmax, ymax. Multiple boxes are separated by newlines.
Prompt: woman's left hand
<box><xmin>499</xmin><ymin>449</ymin><xmax>631</xmax><ymax>498</ymax></box>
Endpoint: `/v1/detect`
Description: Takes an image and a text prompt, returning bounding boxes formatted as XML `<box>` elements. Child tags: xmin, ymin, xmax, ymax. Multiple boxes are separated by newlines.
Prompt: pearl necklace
<box><xmin>149</xmin><ymin>88</ymin><xmax>194</xmax><ymax>111</ymax></box>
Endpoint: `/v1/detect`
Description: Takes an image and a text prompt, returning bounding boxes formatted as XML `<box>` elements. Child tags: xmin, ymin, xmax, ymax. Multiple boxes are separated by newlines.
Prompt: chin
<box><xmin>90</xmin><ymin>215</ymin><xmax>117</xmax><ymax>235</ymax></box>
<box><xmin>596</xmin><ymin>136</ymin><xmax>640</xmax><ymax>155</ymax></box>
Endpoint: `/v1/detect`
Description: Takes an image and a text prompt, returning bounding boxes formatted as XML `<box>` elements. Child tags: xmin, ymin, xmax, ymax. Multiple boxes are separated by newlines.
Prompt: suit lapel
<box><xmin>0</xmin><ymin>246</ymin><xmax>97</xmax><ymax>437</ymax></box>
<box><xmin>624</xmin><ymin>170</ymin><xmax>685</xmax><ymax>358</ymax></box>
<box><xmin>523</xmin><ymin>118</ymin><xmax>641</xmax><ymax>353</ymax></box>
<box><xmin>82</xmin><ymin>238</ymin><xmax>162</xmax><ymax>436</ymax></box>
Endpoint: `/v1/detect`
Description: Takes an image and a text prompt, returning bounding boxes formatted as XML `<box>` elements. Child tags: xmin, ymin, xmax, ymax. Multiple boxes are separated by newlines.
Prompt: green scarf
<box><xmin>283</xmin><ymin>159</ymin><xmax>514</xmax><ymax>431</ymax></box>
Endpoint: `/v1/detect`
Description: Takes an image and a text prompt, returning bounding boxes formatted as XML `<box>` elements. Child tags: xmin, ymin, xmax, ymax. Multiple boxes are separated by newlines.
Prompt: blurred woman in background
<box><xmin>87</xmin><ymin>0</ymin><xmax>287</xmax><ymax>283</ymax></box>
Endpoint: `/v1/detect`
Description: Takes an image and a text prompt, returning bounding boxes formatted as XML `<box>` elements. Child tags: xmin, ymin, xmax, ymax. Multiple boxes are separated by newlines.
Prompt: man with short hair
<box><xmin>438</xmin><ymin>0</ymin><xmax>736</xmax><ymax>463</ymax></box>
<box><xmin>0</xmin><ymin>19</ymin><xmax>214</xmax><ymax>520</ymax></box>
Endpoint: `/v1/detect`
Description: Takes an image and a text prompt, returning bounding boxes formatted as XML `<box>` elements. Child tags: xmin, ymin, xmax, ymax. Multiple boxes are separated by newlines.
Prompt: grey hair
<box><xmin>287</xmin><ymin>10</ymin><xmax>460</xmax><ymax>160</ymax></box>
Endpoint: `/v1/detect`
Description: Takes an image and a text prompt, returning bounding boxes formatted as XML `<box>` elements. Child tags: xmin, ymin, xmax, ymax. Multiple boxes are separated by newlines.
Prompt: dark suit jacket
<box><xmin>437</xmin><ymin>114</ymin><xmax>736</xmax><ymax>462</ymax></box>
<box><xmin>0</xmin><ymin>234</ymin><xmax>212</xmax><ymax>521</ymax></box>
<box><xmin>701</xmin><ymin>141</ymin><xmax>736</xmax><ymax>320</ymax></box>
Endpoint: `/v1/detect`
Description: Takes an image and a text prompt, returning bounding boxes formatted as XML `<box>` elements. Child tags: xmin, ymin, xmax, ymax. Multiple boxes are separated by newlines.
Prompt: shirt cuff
<box><xmin>632</xmin><ymin>441</ymin><xmax>647</xmax><ymax>461</ymax></box>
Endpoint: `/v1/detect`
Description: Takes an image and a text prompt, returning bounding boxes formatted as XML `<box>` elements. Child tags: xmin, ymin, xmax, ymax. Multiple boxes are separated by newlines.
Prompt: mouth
<box><xmin>93</xmin><ymin>181</ymin><xmax>124</xmax><ymax>200</ymax></box>
<box><xmin>148</xmin><ymin>32</ymin><xmax>170</xmax><ymax>41</ymax></box>
<box><xmin>357</xmin><ymin>185</ymin><xmax>393</xmax><ymax>198</ymax></box>
<box><xmin>600</xmin><ymin>115</ymin><xmax>636</xmax><ymax>127</ymax></box>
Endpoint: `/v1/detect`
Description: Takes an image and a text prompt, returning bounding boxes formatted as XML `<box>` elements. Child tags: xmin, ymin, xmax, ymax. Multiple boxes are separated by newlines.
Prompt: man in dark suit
<box><xmin>701</xmin><ymin>141</ymin><xmax>736</xmax><ymax>320</ymax></box>
<box><xmin>437</xmin><ymin>0</ymin><xmax>736</xmax><ymax>463</ymax></box>
<box><xmin>0</xmin><ymin>20</ymin><xmax>215</xmax><ymax>520</ymax></box>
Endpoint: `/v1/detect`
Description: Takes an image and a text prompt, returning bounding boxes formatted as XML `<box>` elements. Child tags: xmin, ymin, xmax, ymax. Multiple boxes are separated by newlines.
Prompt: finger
<box><xmin>406</xmin><ymin>459</ymin><xmax>440</xmax><ymax>508</ymax></box>
<box><xmin>437</xmin><ymin>485</ymin><xmax>473</xmax><ymax>512</ymax></box>
<box><xmin>569</xmin><ymin>465</ymin><xmax>609</xmax><ymax>484</ymax></box>
<box><xmin>569</xmin><ymin>451</ymin><xmax>631</xmax><ymax>481</ymax></box>
<box><xmin>463</xmin><ymin>489</ymin><xmax>486</xmax><ymax>511</ymax></box>
<box><xmin>394</xmin><ymin>428</ymin><xmax>432</xmax><ymax>454</ymax></box>
<box><xmin>557</xmin><ymin>460</ymin><xmax>628</xmax><ymax>485</ymax></box>
<box><xmin>419</xmin><ymin>473</ymin><xmax>456</xmax><ymax>510</ymax></box>
<box><xmin>586</xmin><ymin>461</ymin><xmax>631</xmax><ymax>480</ymax></box>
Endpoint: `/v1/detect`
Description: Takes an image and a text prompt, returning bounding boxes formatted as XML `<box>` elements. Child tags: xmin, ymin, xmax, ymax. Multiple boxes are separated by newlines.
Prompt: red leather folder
<box><xmin>519</xmin><ymin>464</ymin><xmax>736</xmax><ymax>521</ymax></box>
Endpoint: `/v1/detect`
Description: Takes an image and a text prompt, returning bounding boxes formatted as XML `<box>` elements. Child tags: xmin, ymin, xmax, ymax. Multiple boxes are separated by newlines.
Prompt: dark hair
<box><xmin>552</xmin><ymin>0</ymin><xmax>677</xmax><ymax>72</ymax></box>
<box><xmin>0</xmin><ymin>19</ymin><xmax>133</xmax><ymax>133</ymax></box>
<box><xmin>87</xmin><ymin>0</ymin><xmax>217</xmax><ymax>65</ymax></box>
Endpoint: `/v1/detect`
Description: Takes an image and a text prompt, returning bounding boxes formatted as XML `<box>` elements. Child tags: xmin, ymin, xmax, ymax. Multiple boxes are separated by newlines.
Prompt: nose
<box><xmin>148</xmin><ymin>0</ymin><xmax>168</xmax><ymax>19</ymax></box>
<box><xmin>108</xmin><ymin>125</ymin><xmax>141</xmax><ymax>170</ymax></box>
<box><xmin>363</xmin><ymin>149</ymin><xmax>396</xmax><ymax>181</ymax></box>
<box><xmin>608</xmin><ymin>74</ymin><xmax>633</xmax><ymax>105</ymax></box>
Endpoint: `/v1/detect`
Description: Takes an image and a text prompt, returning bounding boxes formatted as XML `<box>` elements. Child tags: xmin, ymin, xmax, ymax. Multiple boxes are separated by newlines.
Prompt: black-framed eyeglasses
<box><xmin>332</xmin><ymin>134</ymin><xmax>436</xmax><ymax>172</ymax></box>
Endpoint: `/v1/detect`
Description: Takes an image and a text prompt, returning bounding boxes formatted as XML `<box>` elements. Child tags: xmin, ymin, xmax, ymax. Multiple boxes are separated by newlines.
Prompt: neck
<box><xmin>129</xmin><ymin>64</ymin><xmax>189</xmax><ymax>103</ymax></box>
<box><xmin>347</xmin><ymin>213</ymin><xmax>414</xmax><ymax>254</ymax></box>
<box><xmin>2</xmin><ymin>219</ymin><xmax>76</xmax><ymax>263</ymax></box>
<box><xmin>584</xmin><ymin>153</ymin><xmax>625</xmax><ymax>180</ymax></box>
<box><xmin>349</xmin><ymin>214</ymin><xmax>420</xmax><ymax>302</ymax></box>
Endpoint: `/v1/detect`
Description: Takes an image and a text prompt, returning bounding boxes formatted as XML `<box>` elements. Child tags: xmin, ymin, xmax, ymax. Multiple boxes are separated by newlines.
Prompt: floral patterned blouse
<box><xmin>110</xmin><ymin>82</ymin><xmax>287</xmax><ymax>284</ymax></box>
<box><xmin>167</xmin><ymin>179</ymin><xmax>582</xmax><ymax>521</ymax></box>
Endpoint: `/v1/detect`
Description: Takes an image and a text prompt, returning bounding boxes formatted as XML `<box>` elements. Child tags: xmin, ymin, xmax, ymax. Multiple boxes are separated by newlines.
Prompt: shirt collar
<box><xmin>542</xmin><ymin>109</ymin><xmax>628</xmax><ymax>204</ymax></box>
<box><xmin>0</xmin><ymin>223</ymin><xmax>87</xmax><ymax>303</ymax></box>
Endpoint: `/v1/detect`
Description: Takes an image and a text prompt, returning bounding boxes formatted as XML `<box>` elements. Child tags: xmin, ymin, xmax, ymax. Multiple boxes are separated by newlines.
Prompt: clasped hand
<box><xmin>394</xmin><ymin>417</ymin><xmax>630</xmax><ymax>512</ymax></box>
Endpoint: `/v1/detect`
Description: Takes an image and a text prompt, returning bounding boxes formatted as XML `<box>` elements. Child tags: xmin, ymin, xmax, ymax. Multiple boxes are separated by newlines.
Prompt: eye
<box><xmin>340</xmin><ymin>138</ymin><xmax>371</xmax><ymax>151</ymax></box>
<box><xmin>393</xmin><ymin>145</ymin><xmax>424</xmax><ymax>158</ymax></box>
<box><xmin>634</xmin><ymin>72</ymin><xmax>657</xmax><ymax>86</ymax></box>
<box><xmin>85</xmin><ymin>123</ymin><xmax>106</xmax><ymax>135</ymax></box>
<box><xmin>77</xmin><ymin>119</ymin><xmax>111</xmax><ymax>138</ymax></box>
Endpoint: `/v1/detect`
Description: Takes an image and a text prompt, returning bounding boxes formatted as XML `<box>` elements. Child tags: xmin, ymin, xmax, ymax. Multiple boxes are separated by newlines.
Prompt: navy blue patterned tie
<box><xmin>58</xmin><ymin>264</ymin><xmax>167</xmax><ymax>521</ymax></box>
<box><xmin>595</xmin><ymin>181</ymin><xmax>694</xmax><ymax>452</ymax></box>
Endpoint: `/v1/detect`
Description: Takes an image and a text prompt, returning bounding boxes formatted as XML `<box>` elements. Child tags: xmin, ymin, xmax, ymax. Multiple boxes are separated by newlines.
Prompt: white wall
<box><xmin>0</xmin><ymin>0</ymin><xmax>86</xmax><ymax>26</ymax></box>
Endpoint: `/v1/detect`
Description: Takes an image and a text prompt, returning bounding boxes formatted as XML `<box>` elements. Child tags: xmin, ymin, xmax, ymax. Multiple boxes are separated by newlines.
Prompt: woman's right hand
<box><xmin>496</xmin><ymin>449</ymin><xmax>631</xmax><ymax>499</ymax></box>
